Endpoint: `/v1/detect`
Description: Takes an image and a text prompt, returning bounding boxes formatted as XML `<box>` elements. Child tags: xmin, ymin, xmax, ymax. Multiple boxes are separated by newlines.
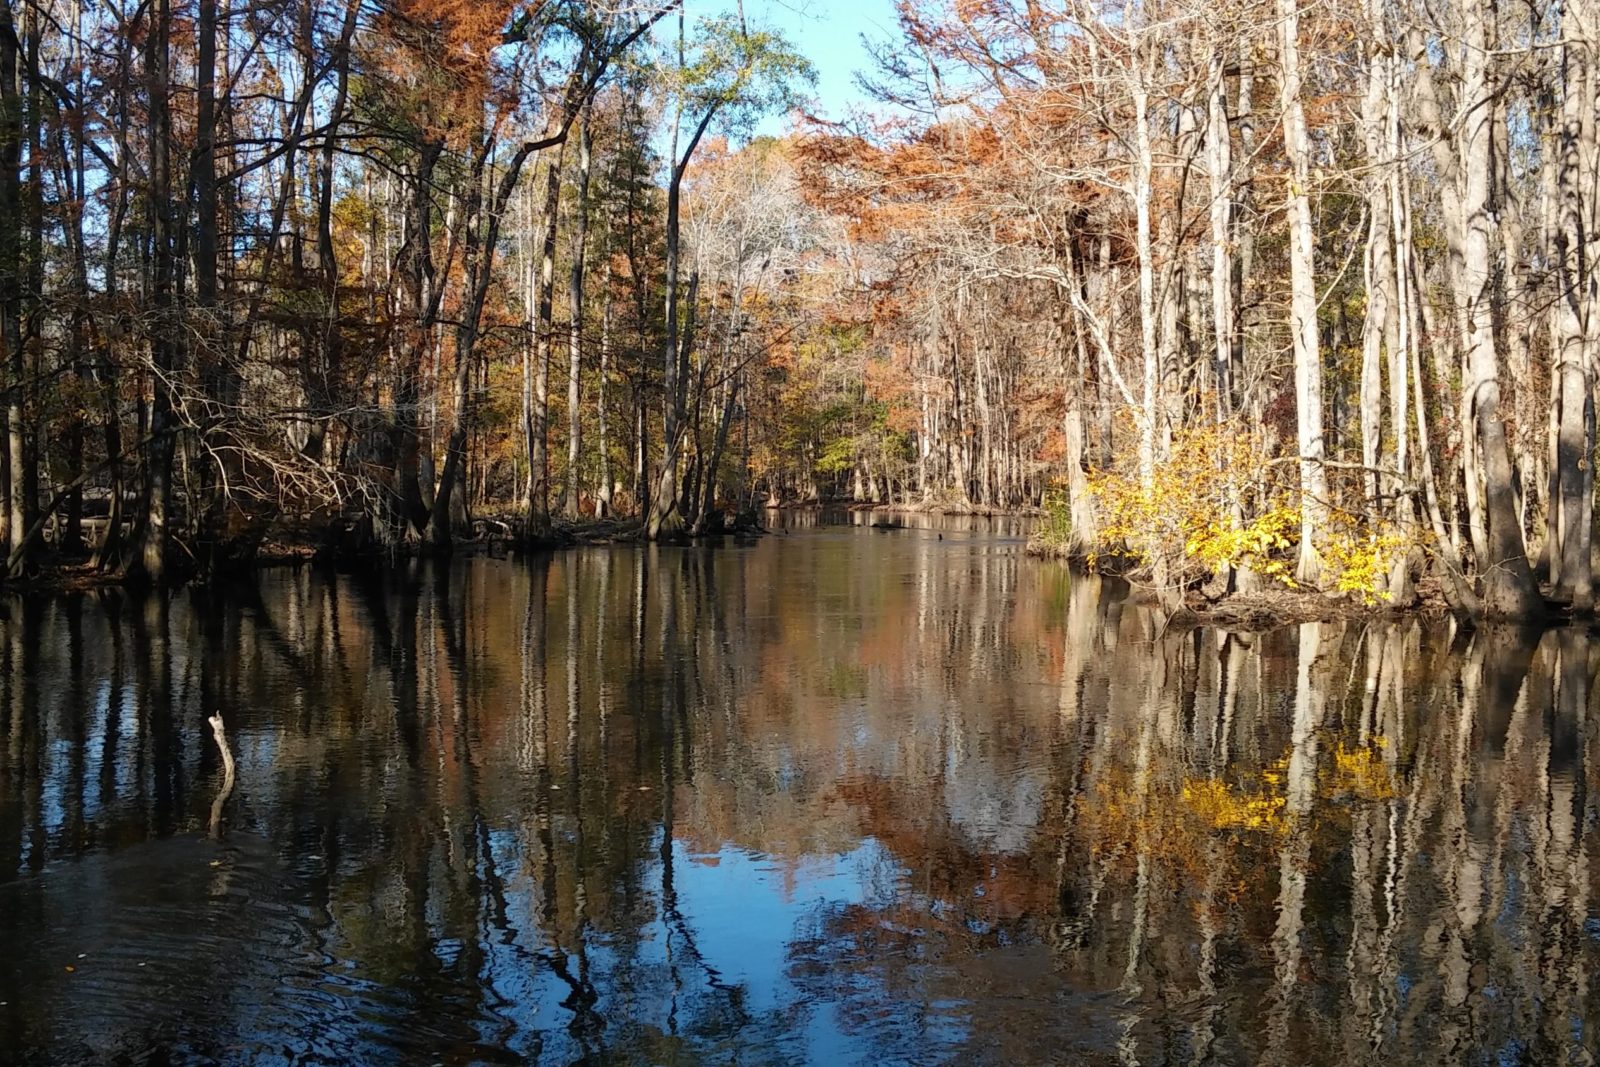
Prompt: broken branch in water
<box><xmin>208</xmin><ymin>713</ymin><xmax>236</xmax><ymax>838</ymax></box>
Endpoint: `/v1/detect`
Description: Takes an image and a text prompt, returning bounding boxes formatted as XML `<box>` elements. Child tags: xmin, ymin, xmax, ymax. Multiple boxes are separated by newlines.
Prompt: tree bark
<box><xmin>0</xmin><ymin>0</ymin><xmax>24</xmax><ymax>571</ymax></box>
<box><xmin>1279</xmin><ymin>0</ymin><xmax>1327</xmax><ymax>584</ymax></box>
<box><xmin>1459</xmin><ymin>0</ymin><xmax>1542</xmax><ymax>618</ymax></box>
<box><xmin>133</xmin><ymin>0</ymin><xmax>178</xmax><ymax>582</ymax></box>
<box><xmin>648</xmin><ymin>97</ymin><xmax>718</xmax><ymax>539</ymax></box>
<box><xmin>527</xmin><ymin>146</ymin><xmax>564</xmax><ymax>536</ymax></box>
<box><xmin>563</xmin><ymin>113</ymin><xmax>593</xmax><ymax>518</ymax></box>
<box><xmin>1549</xmin><ymin>1</ymin><xmax>1596</xmax><ymax>610</ymax></box>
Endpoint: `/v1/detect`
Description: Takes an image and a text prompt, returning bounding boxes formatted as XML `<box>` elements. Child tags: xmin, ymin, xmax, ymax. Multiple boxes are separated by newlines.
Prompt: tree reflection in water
<box><xmin>0</xmin><ymin>525</ymin><xmax>1597</xmax><ymax>1064</ymax></box>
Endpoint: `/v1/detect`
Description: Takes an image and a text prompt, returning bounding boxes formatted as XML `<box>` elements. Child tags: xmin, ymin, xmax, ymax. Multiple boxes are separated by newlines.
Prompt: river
<box><xmin>0</xmin><ymin>516</ymin><xmax>1595</xmax><ymax>1064</ymax></box>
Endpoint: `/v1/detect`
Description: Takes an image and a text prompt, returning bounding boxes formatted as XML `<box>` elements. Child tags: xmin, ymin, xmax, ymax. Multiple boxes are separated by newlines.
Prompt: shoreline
<box><xmin>0</xmin><ymin>515</ymin><xmax>763</xmax><ymax>596</ymax></box>
<box><xmin>1022</xmin><ymin>541</ymin><xmax>1549</xmax><ymax>629</ymax></box>
<box><xmin>764</xmin><ymin>500</ymin><xmax>1044</xmax><ymax>518</ymax></box>
<box><xmin>1168</xmin><ymin>586</ymin><xmax>1458</xmax><ymax>631</ymax></box>
<box><xmin>0</xmin><ymin>513</ymin><xmax>1557</xmax><ymax>633</ymax></box>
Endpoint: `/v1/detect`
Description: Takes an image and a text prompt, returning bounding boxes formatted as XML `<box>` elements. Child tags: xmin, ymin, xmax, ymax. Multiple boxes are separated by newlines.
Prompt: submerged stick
<box><xmin>208</xmin><ymin>713</ymin><xmax>236</xmax><ymax>838</ymax></box>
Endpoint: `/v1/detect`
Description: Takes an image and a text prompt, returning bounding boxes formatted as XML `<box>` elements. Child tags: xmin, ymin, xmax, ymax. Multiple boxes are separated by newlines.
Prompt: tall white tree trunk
<box><xmin>1132</xmin><ymin>69</ymin><xmax>1159</xmax><ymax>493</ymax></box>
<box><xmin>1207</xmin><ymin>45</ymin><xmax>1233</xmax><ymax>422</ymax></box>
<box><xmin>563</xmin><ymin>115</ymin><xmax>593</xmax><ymax>519</ymax></box>
<box><xmin>1279</xmin><ymin>0</ymin><xmax>1327</xmax><ymax>583</ymax></box>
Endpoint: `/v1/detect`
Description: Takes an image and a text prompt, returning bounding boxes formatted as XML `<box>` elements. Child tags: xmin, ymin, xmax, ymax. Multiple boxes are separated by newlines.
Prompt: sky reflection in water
<box><xmin>0</xmin><ymin>516</ymin><xmax>1597</xmax><ymax>1065</ymax></box>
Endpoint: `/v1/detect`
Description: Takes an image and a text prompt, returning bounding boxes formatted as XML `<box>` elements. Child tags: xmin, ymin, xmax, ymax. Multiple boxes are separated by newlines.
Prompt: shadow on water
<box><xmin>2</xmin><ymin>521</ymin><xmax>1600</xmax><ymax>1063</ymax></box>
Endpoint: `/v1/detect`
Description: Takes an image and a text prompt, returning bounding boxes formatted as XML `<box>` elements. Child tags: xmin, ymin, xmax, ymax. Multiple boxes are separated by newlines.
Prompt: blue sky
<box><xmin>682</xmin><ymin>0</ymin><xmax>906</xmax><ymax>136</ymax></box>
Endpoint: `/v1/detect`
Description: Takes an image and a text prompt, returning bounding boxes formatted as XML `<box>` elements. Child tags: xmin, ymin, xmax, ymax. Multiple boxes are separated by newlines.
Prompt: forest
<box><xmin>1</xmin><ymin>0</ymin><xmax>1598</xmax><ymax>621</ymax></box>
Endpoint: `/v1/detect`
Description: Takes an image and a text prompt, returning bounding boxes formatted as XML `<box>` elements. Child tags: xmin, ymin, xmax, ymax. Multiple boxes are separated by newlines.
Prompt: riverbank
<box><xmin>0</xmin><ymin>514</ymin><xmax>1472</xmax><ymax>632</ymax></box>
<box><xmin>1172</xmin><ymin>583</ymin><xmax>1457</xmax><ymax>630</ymax></box>
<box><xmin>1027</xmin><ymin>537</ymin><xmax>1470</xmax><ymax>629</ymax></box>
<box><xmin>0</xmin><ymin>514</ymin><xmax>771</xmax><ymax>595</ymax></box>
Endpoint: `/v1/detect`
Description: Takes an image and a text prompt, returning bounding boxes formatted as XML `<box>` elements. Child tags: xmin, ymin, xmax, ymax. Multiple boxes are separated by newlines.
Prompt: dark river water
<box><xmin>1</xmin><ymin>516</ymin><xmax>1598</xmax><ymax>1065</ymax></box>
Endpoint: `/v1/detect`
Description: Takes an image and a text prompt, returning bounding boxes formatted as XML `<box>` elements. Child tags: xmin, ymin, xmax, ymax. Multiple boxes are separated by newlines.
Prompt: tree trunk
<box><xmin>1459</xmin><ymin>0</ymin><xmax>1542</xmax><ymax>618</ymax></box>
<box><xmin>0</xmin><ymin>0</ymin><xmax>24</xmax><ymax>572</ymax></box>
<box><xmin>134</xmin><ymin>0</ymin><xmax>177</xmax><ymax>582</ymax></box>
<box><xmin>1384</xmin><ymin>45</ymin><xmax>1417</xmax><ymax>599</ymax></box>
<box><xmin>303</xmin><ymin>0</ymin><xmax>361</xmax><ymax>468</ymax></box>
<box><xmin>596</xmin><ymin>237</ymin><xmax>614</xmax><ymax>518</ymax></box>
<box><xmin>1359</xmin><ymin>20</ymin><xmax>1392</xmax><ymax>522</ymax></box>
<box><xmin>647</xmin><ymin>38</ymin><xmax>720</xmax><ymax>539</ymax></box>
<box><xmin>527</xmin><ymin>148</ymin><xmax>564</xmax><ymax>536</ymax></box>
<box><xmin>563</xmin><ymin>114</ymin><xmax>592</xmax><ymax>518</ymax></box>
<box><xmin>695</xmin><ymin>372</ymin><xmax>739</xmax><ymax>534</ymax></box>
<box><xmin>1549</xmin><ymin>4</ymin><xmax>1596</xmax><ymax>611</ymax></box>
<box><xmin>390</xmin><ymin>140</ymin><xmax>441</xmax><ymax>543</ymax></box>
<box><xmin>428</xmin><ymin>134</ymin><xmax>493</xmax><ymax>552</ymax></box>
<box><xmin>1279</xmin><ymin>0</ymin><xmax>1327</xmax><ymax>584</ymax></box>
<box><xmin>1207</xmin><ymin>45</ymin><xmax>1233</xmax><ymax>423</ymax></box>
<box><xmin>1133</xmin><ymin>70</ymin><xmax>1159</xmax><ymax>495</ymax></box>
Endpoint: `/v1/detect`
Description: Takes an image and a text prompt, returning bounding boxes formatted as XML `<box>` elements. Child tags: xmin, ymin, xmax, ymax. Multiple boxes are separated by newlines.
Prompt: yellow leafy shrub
<box><xmin>1320</xmin><ymin>519</ymin><xmax>1409</xmax><ymax>605</ymax></box>
<box><xmin>1183</xmin><ymin>504</ymin><xmax>1302</xmax><ymax>589</ymax></box>
<box><xmin>1085</xmin><ymin>411</ymin><xmax>1416</xmax><ymax>602</ymax></box>
<box><xmin>1086</xmin><ymin>416</ymin><xmax>1300</xmax><ymax>589</ymax></box>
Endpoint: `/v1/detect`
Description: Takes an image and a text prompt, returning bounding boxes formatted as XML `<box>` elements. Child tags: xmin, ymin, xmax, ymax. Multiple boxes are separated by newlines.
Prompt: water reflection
<box><xmin>766</xmin><ymin>505</ymin><xmax>1038</xmax><ymax>541</ymax></box>
<box><xmin>0</xmin><ymin>528</ymin><xmax>1597</xmax><ymax>1064</ymax></box>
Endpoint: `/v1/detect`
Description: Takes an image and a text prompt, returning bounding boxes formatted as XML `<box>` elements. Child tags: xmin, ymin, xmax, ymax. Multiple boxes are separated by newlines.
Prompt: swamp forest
<box><xmin>6</xmin><ymin>0</ymin><xmax>1600</xmax><ymax>1063</ymax></box>
<box><xmin>2</xmin><ymin>0</ymin><xmax>1600</xmax><ymax>616</ymax></box>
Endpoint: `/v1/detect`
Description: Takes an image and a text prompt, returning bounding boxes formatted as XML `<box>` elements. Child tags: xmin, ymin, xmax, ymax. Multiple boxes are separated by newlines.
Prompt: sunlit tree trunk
<box><xmin>1062</xmin><ymin>251</ymin><xmax>1097</xmax><ymax>551</ymax></box>
<box><xmin>528</xmin><ymin>148</ymin><xmax>564</xmax><ymax>536</ymax></box>
<box><xmin>1132</xmin><ymin>66</ymin><xmax>1159</xmax><ymax>493</ymax></box>
<box><xmin>1359</xmin><ymin>16</ymin><xmax>1393</xmax><ymax>519</ymax></box>
<box><xmin>1383</xmin><ymin>51</ymin><xmax>1418</xmax><ymax>600</ymax></box>
<box><xmin>596</xmin><ymin>237</ymin><xmax>615</xmax><ymax>519</ymax></box>
<box><xmin>563</xmin><ymin>114</ymin><xmax>592</xmax><ymax>519</ymax></box>
<box><xmin>1206</xmin><ymin>45</ymin><xmax>1232</xmax><ymax>424</ymax></box>
<box><xmin>1279</xmin><ymin>0</ymin><xmax>1327</xmax><ymax>584</ymax></box>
